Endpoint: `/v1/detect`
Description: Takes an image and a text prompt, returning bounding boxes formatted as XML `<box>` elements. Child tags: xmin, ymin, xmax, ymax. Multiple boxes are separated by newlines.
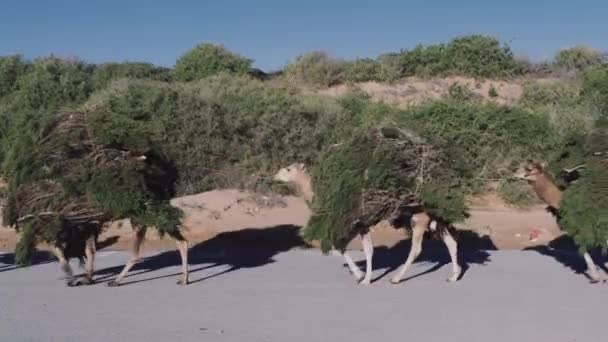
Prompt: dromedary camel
<box><xmin>52</xmin><ymin>224</ymin><xmax>189</xmax><ymax>287</ymax></box>
<box><xmin>274</xmin><ymin>163</ymin><xmax>462</xmax><ymax>285</ymax></box>
<box><xmin>514</xmin><ymin>161</ymin><xmax>606</xmax><ymax>283</ymax></box>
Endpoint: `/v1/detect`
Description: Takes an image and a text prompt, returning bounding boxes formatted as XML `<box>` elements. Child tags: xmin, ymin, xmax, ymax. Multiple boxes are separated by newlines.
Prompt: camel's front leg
<box><xmin>390</xmin><ymin>224</ymin><xmax>425</xmax><ymax>284</ymax></box>
<box><xmin>359</xmin><ymin>233</ymin><xmax>374</xmax><ymax>285</ymax></box>
<box><xmin>169</xmin><ymin>230</ymin><xmax>189</xmax><ymax>285</ymax></box>
<box><xmin>341</xmin><ymin>250</ymin><xmax>364</xmax><ymax>282</ymax></box>
<box><xmin>583</xmin><ymin>252</ymin><xmax>602</xmax><ymax>283</ymax></box>
<box><xmin>108</xmin><ymin>227</ymin><xmax>146</xmax><ymax>287</ymax></box>
<box><xmin>53</xmin><ymin>246</ymin><xmax>76</xmax><ymax>286</ymax></box>
<box><xmin>442</xmin><ymin>230</ymin><xmax>462</xmax><ymax>282</ymax></box>
<box><xmin>74</xmin><ymin>235</ymin><xmax>96</xmax><ymax>286</ymax></box>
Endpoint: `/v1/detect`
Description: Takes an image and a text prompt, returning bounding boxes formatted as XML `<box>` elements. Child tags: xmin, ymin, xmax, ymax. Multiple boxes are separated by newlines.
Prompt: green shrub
<box><xmin>92</xmin><ymin>62</ymin><xmax>172</xmax><ymax>90</ymax></box>
<box><xmin>582</xmin><ymin>65</ymin><xmax>608</xmax><ymax>115</ymax></box>
<box><xmin>7</xmin><ymin>56</ymin><xmax>94</xmax><ymax>112</ymax></box>
<box><xmin>83</xmin><ymin>76</ymin><xmax>352</xmax><ymax>194</ymax></box>
<box><xmin>283</xmin><ymin>51</ymin><xmax>346</xmax><ymax>87</ymax></box>
<box><xmin>447</xmin><ymin>82</ymin><xmax>477</xmax><ymax>101</ymax></box>
<box><xmin>395</xmin><ymin>100</ymin><xmax>556</xmax><ymax>192</ymax></box>
<box><xmin>344</xmin><ymin>58</ymin><xmax>381</xmax><ymax>83</ymax></box>
<box><xmin>0</xmin><ymin>55</ymin><xmax>30</xmax><ymax>98</ymax></box>
<box><xmin>388</xmin><ymin>35</ymin><xmax>523</xmax><ymax>79</ymax></box>
<box><xmin>443</xmin><ymin>35</ymin><xmax>522</xmax><ymax>78</ymax></box>
<box><xmin>554</xmin><ymin>46</ymin><xmax>604</xmax><ymax>71</ymax></box>
<box><xmin>488</xmin><ymin>85</ymin><xmax>498</xmax><ymax>98</ymax></box>
<box><xmin>174</xmin><ymin>43</ymin><xmax>252</xmax><ymax>81</ymax></box>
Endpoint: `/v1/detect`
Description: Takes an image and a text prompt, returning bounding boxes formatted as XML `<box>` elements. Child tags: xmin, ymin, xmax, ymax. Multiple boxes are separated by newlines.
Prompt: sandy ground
<box><xmin>0</xmin><ymin>189</ymin><xmax>562</xmax><ymax>256</ymax></box>
<box><xmin>1</xmin><ymin>248</ymin><xmax>607</xmax><ymax>342</ymax></box>
<box><xmin>319</xmin><ymin>76</ymin><xmax>561</xmax><ymax>107</ymax></box>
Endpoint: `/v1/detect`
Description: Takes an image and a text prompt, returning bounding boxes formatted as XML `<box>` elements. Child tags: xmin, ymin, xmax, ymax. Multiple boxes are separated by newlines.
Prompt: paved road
<box><xmin>1</xmin><ymin>247</ymin><xmax>607</xmax><ymax>342</ymax></box>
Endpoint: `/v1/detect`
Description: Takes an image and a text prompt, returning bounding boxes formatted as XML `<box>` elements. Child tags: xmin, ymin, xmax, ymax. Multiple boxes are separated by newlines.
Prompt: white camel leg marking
<box><xmin>360</xmin><ymin>233</ymin><xmax>374</xmax><ymax>285</ymax></box>
<box><xmin>442</xmin><ymin>230</ymin><xmax>462</xmax><ymax>282</ymax></box>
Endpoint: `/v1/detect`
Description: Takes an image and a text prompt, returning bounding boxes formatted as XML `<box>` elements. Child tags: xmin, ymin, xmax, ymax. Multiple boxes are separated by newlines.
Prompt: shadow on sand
<box><xmin>524</xmin><ymin>235</ymin><xmax>608</xmax><ymax>280</ymax></box>
<box><xmin>355</xmin><ymin>229</ymin><xmax>497</xmax><ymax>283</ymax></box>
<box><xmin>92</xmin><ymin>224</ymin><xmax>308</xmax><ymax>286</ymax></box>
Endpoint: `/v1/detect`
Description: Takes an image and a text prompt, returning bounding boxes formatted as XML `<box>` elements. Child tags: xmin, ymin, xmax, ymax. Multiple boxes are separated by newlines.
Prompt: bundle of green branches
<box><xmin>304</xmin><ymin>127</ymin><xmax>467</xmax><ymax>252</ymax></box>
<box><xmin>2</xmin><ymin>110</ymin><xmax>182</xmax><ymax>265</ymax></box>
<box><xmin>557</xmin><ymin>115</ymin><xmax>608</xmax><ymax>252</ymax></box>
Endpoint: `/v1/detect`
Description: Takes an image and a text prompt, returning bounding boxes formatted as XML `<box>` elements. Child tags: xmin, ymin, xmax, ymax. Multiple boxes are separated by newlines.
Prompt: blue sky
<box><xmin>1</xmin><ymin>0</ymin><xmax>606</xmax><ymax>71</ymax></box>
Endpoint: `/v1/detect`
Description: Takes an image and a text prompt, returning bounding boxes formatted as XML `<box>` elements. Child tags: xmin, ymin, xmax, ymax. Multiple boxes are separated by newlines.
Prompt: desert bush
<box><xmin>443</xmin><ymin>35</ymin><xmax>523</xmax><ymax>78</ymax></box>
<box><xmin>83</xmin><ymin>75</ymin><xmax>352</xmax><ymax>194</ymax></box>
<box><xmin>6</xmin><ymin>56</ymin><xmax>94</xmax><ymax>113</ymax></box>
<box><xmin>283</xmin><ymin>51</ymin><xmax>347</xmax><ymax>87</ymax></box>
<box><xmin>554</xmin><ymin>46</ymin><xmax>604</xmax><ymax>72</ymax></box>
<box><xmin>0</xmin><ymin>55</ymin><xmax>30</xmax><ymax>99</ymax></box>
<box><xmin>394</xmin><ymin>99</ymin><xmax>556</xmax><ymax>193</ymax></box>
<box><xmin>344</xmin><ymin>58</ymin><xmax>381</xmax><ymax>83</ymax></box>
<box><xmin>447</xmin><ymin>82</ymin><xmax>478</xmax><ymax>101</ymax></box>
<box><xmin>92</xmin><ymin>62</ymin><xmax>172</xmax><ymax>90</ymax></box>
<box><xmin>488</xmin><ymin>85</ymin><xmax>498</xmax><ymax>98</ymax></box>
<box><xmin>582</xmin><ymin>65</ymin><xmax>608</xmax><ymax>115</ymax></box>
<box><xmin>387</xmin><ymin>35</ymin><xmax>523</xmax><ymax>79</ymax></box>
<box><xmin>174</xmin><ymin>43</ymin><xmax>252</xmax><ymax>81</ymax></box>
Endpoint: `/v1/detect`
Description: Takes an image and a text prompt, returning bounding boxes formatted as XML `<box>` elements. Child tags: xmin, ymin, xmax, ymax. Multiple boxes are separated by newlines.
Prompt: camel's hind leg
<box><xmin>108</xmin><ymin>226</ymin><xmax>147</xmax><ymax>287</ymax></box>
<box><xmin>442</xmin><ymin>230</ymin><xmax>462</xmax><ymax>282</ymax></box>
<box><xmin>583</xmin><ymin>252</ymin><xmax>602</xmax><ymax>283</ymax></box>
<box><xmin>168</xmin><ymin>230</ymin><xmax>189</xmax><ymax>286</ymax></box>
<box><xmin>359</xmin><ymin>233</ymin><xmax>374</xmax><ymax>285</ymax></box>
<box><xmin>53</xmin><ymin>246</ymin><xmax>76</xmax><ymax>286</ymax></box>
<box><xmin>390</xmin><ymin>214</ymin><xmax>427</xmax><ymax>284</ymax></box>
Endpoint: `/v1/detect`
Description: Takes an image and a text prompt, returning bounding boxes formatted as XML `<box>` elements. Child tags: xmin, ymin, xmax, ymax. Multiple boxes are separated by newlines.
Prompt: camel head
<box><xmin>513</xmin><ymin>160</ymin><xmax>546</xmax><ymax>183</ymax></box>
<box><xmin>274</xmin><ymin>163</ymin><xmax>307</xmax><ymax>183</ymax></box>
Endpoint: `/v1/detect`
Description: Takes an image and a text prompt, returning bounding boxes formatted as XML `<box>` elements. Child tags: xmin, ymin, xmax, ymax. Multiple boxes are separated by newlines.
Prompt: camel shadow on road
<box><xmin>92</xmin><ymin>224</ymin><xmax>309</xmax><ymax>286</ymax></box>
<box><xmin>355</xmin><ymin>229</ymin><xmax>497</xmax><ymax>283</ymax></box>
<box><xmin>524</xmin><ymin>235</ymin><xmax>608</xmax><ymax>281</ymax></box>
<box><xmin>0</xmin><ymin>251</ymin><xmax>55</xmax><ymax>273</ymax></box>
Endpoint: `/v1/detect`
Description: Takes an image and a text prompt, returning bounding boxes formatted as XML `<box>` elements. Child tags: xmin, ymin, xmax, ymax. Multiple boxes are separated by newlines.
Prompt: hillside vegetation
<box><xmin>0</xmin><ymin>36</ymin><xmax>607</xmax><ymax>259</ymax></box>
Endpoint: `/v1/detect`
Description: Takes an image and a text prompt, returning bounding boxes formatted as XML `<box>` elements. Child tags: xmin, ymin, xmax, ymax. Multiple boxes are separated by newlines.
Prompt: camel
<box><xmin>274</xmin><ymin>163</ymin><xmax>462</xmax><ymax>285</ymax></box>
<box><xmin>514</xmin><ymin>161</ymin><xmax>606</xmax><ymax>283</ymax></box>
<box><xmin>52</xmin><ymin>224</ymin><xmax>189</xmax><ymax>287</ymax></box>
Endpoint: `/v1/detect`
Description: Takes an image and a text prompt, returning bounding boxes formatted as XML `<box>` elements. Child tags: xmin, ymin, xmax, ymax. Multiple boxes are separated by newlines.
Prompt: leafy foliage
<box><xmin>2</xmin><ymin>108</ymin><xmax>182</xmax><ymax>265</ymax></box>
<box><xmin>0</xmin><ymin>55</ymin><xmax>29</xmax><ymax>99</ymax></box>
<box><xmin>174</xmin><ymin>43</ymin><xmax>252</xmax><ymax>81</ymax></box>
<box><xmin>283</xmin><ymin>51</ymin><xmax>346</xmax><ymax>88</ymax></box>
<box><xmin>305</xmin><ymin>127</ymin><xmax>466</xmax><ymax>252</ymax></box>
<box><xmin>92</xmin><ymin>62</ymin><xmax>172</xmax><ymax>90</ymax></box>
<box><xmin>82</xmin><ymin>76</ymin><xmax>350</xmax><ymax>194</ymax></box>
<box><xmin>554</xmin><ymin>46</ymin><xmax>604</xmax><ymax>72</ymax></box>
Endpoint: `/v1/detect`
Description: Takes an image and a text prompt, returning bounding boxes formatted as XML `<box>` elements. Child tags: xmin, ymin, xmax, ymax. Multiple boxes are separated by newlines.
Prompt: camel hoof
<box><xmin>66</xmin><ymin>280</ymin><xmax>79</xmax><ymax>287</ymax></box>
<box><xmin>77</xmin><ymin>277</ymin><xmax>94</xmax><ymax>286</ymax></box>
<box><xmin>359</xmin><ymin>280</ymin><xmax>371</xmax><ymax>286</ymax></box>
<box><xmin>389</xmin><ymin>278</ymin><xmax>401</xmax><ymax>285</ymax></box>
<box><xmin>107</xmin><ymin>280</ymin><xmax>121</xmax><ymax>287</ymax></box>
<box><xmin>176</xmin><ymin>279</ymin><xmax>189</xmax><ymax>286</ymax></box>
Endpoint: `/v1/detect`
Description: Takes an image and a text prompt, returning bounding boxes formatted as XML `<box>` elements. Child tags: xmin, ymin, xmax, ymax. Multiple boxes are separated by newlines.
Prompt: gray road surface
<box><xmin>1</xmin><ymin>248</ymin><xmax>607</xmax><ymax>342</ymax></box>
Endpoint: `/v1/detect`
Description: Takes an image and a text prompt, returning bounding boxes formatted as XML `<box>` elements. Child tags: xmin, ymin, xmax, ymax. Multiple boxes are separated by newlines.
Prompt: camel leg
<box><xmin>359</xmin><ymin>233</ymin><xmax>374</xmax><ymax>285</ymax></box>
<box><xmin>75</xmin><ymin>235</ymin><xmax>96</xmax><ymax>286</ymax></box>
<box><xmin>583</xmin><ymin>252</ymin><xmax>602</xmax><ymax>283</ymax></box>
<box><xmin>108</xmin><ymin>227</ymin><xmax>146</xmax><ymax>287</ymax></box>
<box><xmin>53</xmin><ymin>246</ymin><xmax>76</xmax><ymax>286</ymax></box>
<box><xmin>442</xmin><ymin>230</ymin><xmax>462</xmax><ymax>282</ymax></box>
<box><xmin>169</xmin><ymin>230</ymin><xmax>189</xmax><ymax>286</ymax></box>
<box><xmin>341</xmin><ymin>251</ymin><xmax>364</xmax><ymax>282</ymax></box>
<box><xmin>390</xmin><ymin>224</ymin><xmax>425</xmax><ymax>284</ymax></box>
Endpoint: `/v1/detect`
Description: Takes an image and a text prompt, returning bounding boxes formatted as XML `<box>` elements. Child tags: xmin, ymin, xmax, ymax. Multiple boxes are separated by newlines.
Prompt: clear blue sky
<box><xmin>1</xmin><ymin>0</ymin><xmax>606</xmax><ymax>71</ymax></box>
